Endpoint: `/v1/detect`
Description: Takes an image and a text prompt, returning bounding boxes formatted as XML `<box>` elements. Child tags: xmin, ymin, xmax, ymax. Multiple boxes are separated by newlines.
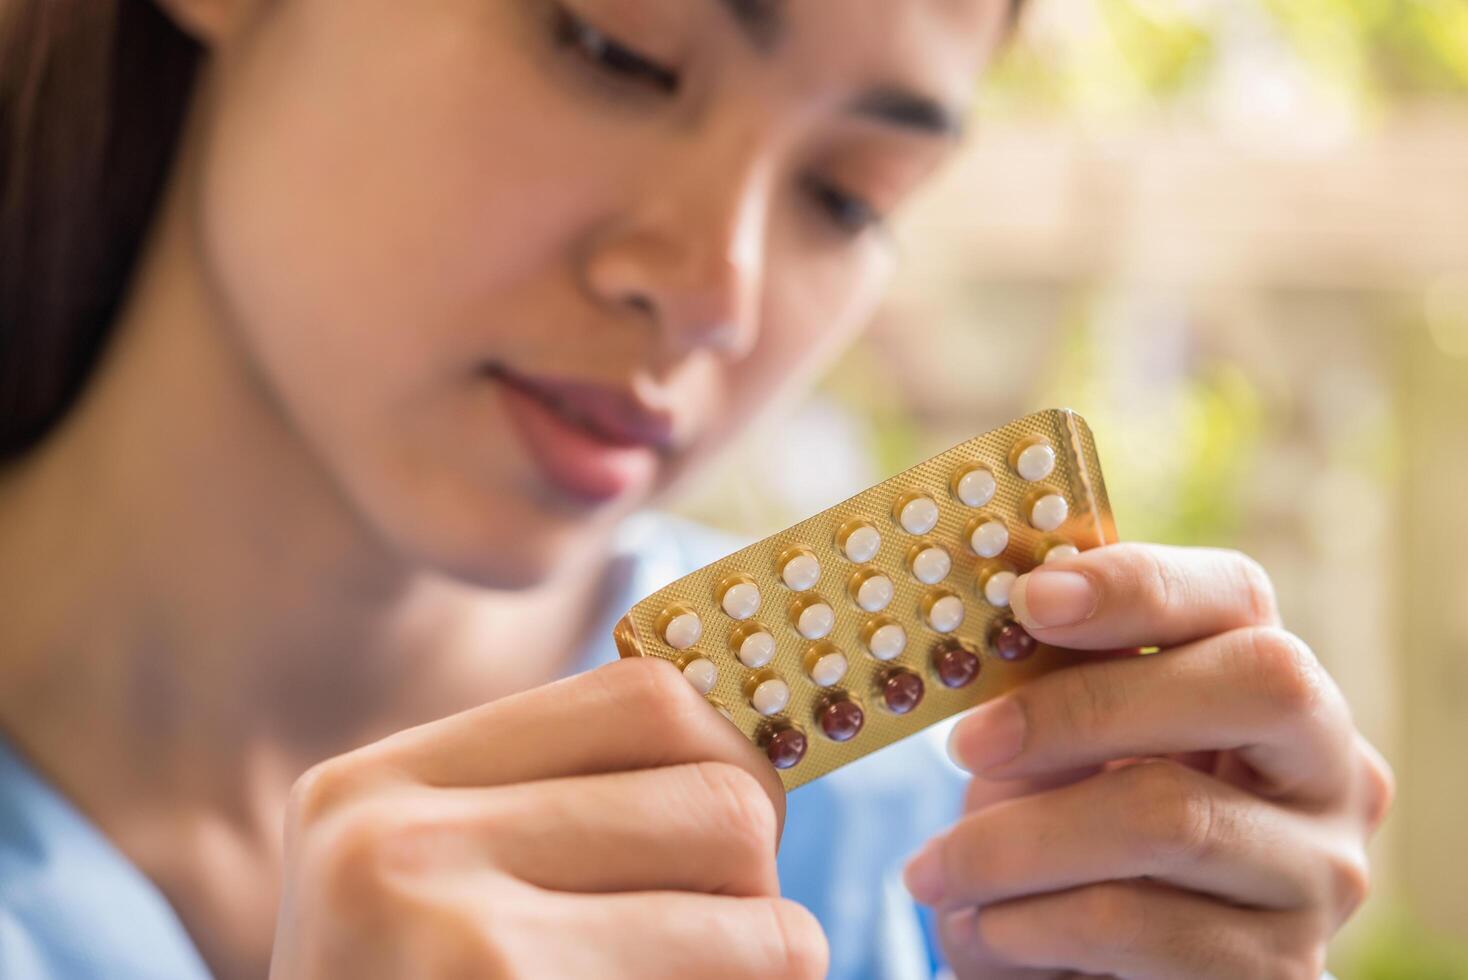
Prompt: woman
<box><xmin>0</xmin><ymin>0</ymin><xmax>1392</xmax><ymax>977</ymax></box>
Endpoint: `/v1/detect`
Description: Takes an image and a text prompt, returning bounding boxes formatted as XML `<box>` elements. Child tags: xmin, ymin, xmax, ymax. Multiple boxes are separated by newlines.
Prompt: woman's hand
<box><xmin>268</xmin><ymin>657</ymin><xmax>827</xmax><ymax>979</ymax></box>
<box><xmin>904</xmin><ymin>544</ymin><xmax>1394</xmax><ymax>980</ymax></box>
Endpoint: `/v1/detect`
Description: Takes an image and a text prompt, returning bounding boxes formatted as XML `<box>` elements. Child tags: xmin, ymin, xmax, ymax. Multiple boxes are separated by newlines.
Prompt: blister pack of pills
<box><xmin>613</xmin><ymin>409</ymin><xmax>1118</xmax><ymax>790</ymax></box>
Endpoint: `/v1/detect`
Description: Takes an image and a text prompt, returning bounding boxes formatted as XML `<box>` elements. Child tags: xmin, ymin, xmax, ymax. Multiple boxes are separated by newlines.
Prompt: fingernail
<box><xmin>941</xmin><ymin>907</ymin><xmax>981</xmax><ymax>953</ymax></box>
<box><xmin>902</xmin><ymin>837</ymin><xmax>946</xmax><ymax>905</ymax></box>
<box><xmin>947</xmin><ymin>697</ymin><xmax>1026</xmax><ymax>774</ymax></box>
<box><xmin>1010</xmin><ymin>570</ymin><xmax>1097</xmax><ymax>629</ymax></box>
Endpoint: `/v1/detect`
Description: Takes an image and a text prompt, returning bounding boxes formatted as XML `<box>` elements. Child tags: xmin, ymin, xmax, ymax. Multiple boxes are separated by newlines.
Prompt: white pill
<box><xmin>663</xmin><ymin>612</ymin><xmax>702</xmax><ymax>650</ymax></box>
<box><xmin>970</xmin><ymin>520</ymin><xmax>1010</xmax><ymax>559</ymax></box>
<box><xmin>682</xmin><ymin>657</ymin><xmax>718</xmax><ymax>695</ymax></box>
<box><xmin>898</xmin><ymin>496</ymin><xmax>940</xmax><ymax>535</ymax></box>
<box><xmin>751</xmin><ymin>678</ymin><xmax>791</xmax><ymax>716</ymax></box>
<box><xmin>1030</xmin><ymin>494</ymin><xmax>1069</xmax><ymax>532</ymax></box>
<box><xmin>867</xmin><ymin>622</ymin><xmax>907</xmax><ymax>661</ymax></box>
<box><xmin>984</xmin><ymin>571</ymin><xmax>1018</xmax><ymax>608</ymax></box>
<box><xmin>721</xmin><ymin>581</ymin><xmax>761</xmax><ymax>620</ymax></box>
<box><xmin>956</xmin><ymin>467</ymin><xmax>997</xmax><ymax>508</ymax></box>
<box><xmin>1016</xmin><ymin>443</ymin><xmax>1057</xmax><ymax>482</ymax></box>
<box><xmin>781</xmin><ymin>553</ymin><xmax>821</xmax><ymax>591</ymax></box>
<box><xmin>911</xmin><ymin>546</ymin><xmax>951</xmax><ymax>585</ymax></box>
<box><xmin>927</xmin><ymin>595</ymin><xmax>965</xmax><ymax>633</ymax></box>
<box><xmin>1044</xmin><ymin>543</ymin><xmax>1080</xmax><ymax>564</ymax></box>
<box><xmin>842</xmin><ymin>524</ymin><xmax>881</xmax><ymax>563</ymax></box>
<box><xmin>855</xmin><ymin>574</ymin><xmax>894</xmax><ymax>613</ymax></box>
<box><xmin>797</xmin><ymin>602</ymin><xmax>836</xmax><ymax>640</ymax></box>
<box><xmin>738</xmin><ymin>630</ymin><xmax>776</xmax><ymax>669</ymax></box>
<box><xmin>809</xmin><ymin>651</ymin><xmax>849</xmax><ymax>687</ymax></box>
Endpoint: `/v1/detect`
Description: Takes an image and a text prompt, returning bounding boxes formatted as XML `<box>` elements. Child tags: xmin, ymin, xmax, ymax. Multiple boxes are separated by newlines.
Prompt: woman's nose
<box><xmin>581</xmin><ymin>150</ymin><xmax>770</xmax><ymax>361</ymax></box>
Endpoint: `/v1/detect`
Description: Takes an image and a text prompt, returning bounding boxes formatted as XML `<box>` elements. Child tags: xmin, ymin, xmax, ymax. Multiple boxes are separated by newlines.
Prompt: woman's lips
<box><xmin>487</xmin><ymin>366</ymin><xmax>669</xmax><ymax>505</ymax></box>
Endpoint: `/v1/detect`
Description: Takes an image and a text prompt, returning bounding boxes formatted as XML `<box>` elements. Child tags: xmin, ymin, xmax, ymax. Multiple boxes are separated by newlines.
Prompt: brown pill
<box><xmin>880</xmin><ymin>669</ymin><xmax>925</xmax><ymax>715</ymax></box>
<box><xmin>991</xmin><ymin>620</ymin><xmax>1038</xmax><ymax>662</ymax></box>
<box><xmin>933</xmin><ymin>642</ymin><xmax>980</xmax><ymax>689</ymax></box>
<box><xmin>818</xmin><ymin>698</ymin><xmax>865</xmax><ymax>742</ymax></box>
<box><xmin>764</xmin><ymin>727</ymin><xmax>808</xmax><ymax>770</ymax></box>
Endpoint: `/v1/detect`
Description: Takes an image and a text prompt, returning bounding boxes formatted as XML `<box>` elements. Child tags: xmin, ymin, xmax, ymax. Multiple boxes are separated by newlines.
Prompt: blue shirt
<box><xmin>0</xmin><ymin>513</ymin><xmax>969</xmax><ymax>979</ymax></box>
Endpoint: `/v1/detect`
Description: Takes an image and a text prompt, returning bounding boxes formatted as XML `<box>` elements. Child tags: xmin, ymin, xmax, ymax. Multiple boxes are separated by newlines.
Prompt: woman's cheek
<box><xmin>748</xmin><ymin>233</ymin><xmax>893</xmax><ymax>399</ymax></box>
<box><xmin>198</xmin><ymin>6</ymin><xmax>577</xmax><ymax>377</ymax></box>
<box><xmin>184</xmin><ymin>2</ymin><xmax>639</xmax><ymax>583</ymax></box>
<box><xmin>677</xmin><ymin>242</ymin><xmax>890</xmax><ymax>479</ymax></box>
<box><xmin>196</xmin><ymin>0</ymin><xmax>653</xmax><ymax>425</ymax></box>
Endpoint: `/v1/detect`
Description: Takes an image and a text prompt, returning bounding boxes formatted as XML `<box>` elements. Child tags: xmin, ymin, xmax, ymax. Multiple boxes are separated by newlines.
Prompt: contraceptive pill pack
<box><xmin>613</xmin><ymin>409</ymin><xmax>1118</xmax><ymax>790</ymax></box>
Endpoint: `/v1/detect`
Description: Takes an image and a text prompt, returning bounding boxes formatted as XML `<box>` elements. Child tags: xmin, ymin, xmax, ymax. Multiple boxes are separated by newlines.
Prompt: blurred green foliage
<box><xmin>987</xmin><ymin>0</ymin><xmax>1468</xmax><ymax>115</ymax></box>
<box><xmin>1036</xmin><ymin>315</ymin><xmax>1266</xmax><ymax>547</ymax></box>
<box><xmin>1263</xmin><ymin>0</ymin><xmax>1468</xmax><ymax>102</ymax></box>
<box><xmin>1346</xmin><ymin>913</ymin><xmax>1468</xmax><ymax>980</ymax></box>
<box><xmin>987</xmin><ymin>1</ymin><xmax>1217</xmax><ymax>115</ymax></box>
<box><xmin>816</xmin><ymin>339</ymin><xmax>937</xmax><ymax>488</ymax></box>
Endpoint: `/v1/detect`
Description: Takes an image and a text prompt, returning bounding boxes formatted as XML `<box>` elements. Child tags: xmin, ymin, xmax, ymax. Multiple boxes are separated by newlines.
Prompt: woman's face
<box><xmin>189</xmin><ymin>0</ymin><xmax>1009</xmax><ymax>587</ymax></box>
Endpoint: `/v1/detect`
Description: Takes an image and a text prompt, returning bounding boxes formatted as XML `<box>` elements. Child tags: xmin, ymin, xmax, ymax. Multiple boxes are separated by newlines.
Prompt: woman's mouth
<box><xmin>484</xmin><ymin>363</ymin><xmax>673</xmax><ymax>505</ymax></box>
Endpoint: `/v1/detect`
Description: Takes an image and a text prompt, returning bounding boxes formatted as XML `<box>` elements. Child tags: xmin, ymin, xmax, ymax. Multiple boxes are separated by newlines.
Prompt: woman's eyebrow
<box><xmin>713</xmin><ymin>0</ymin><xmax>783</xmax><ymax>50</ymax></box>
<box><xmin>711</xmin><ymin>0</ymin><xmax>962</xmax><ymax>138</ymax></box>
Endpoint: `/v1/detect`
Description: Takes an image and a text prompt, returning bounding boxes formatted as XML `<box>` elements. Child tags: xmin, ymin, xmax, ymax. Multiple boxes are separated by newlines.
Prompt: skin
<box><xmin>910</xmin><ymin>547</ymin><xmax>1394</xmax><ymax>979</ymax></box>
<box><xmin>0</xmin><ymin>0</ymin><xmax>1389</xmax><ymax>977</ymax></box>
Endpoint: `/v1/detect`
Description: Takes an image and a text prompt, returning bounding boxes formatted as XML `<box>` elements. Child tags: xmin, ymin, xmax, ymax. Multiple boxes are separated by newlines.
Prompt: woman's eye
<box><xmin>806</xmin><ymin>178</ymin><xmax>883</xmax><ymax>235</ymax></box>
<box><xmin>552</xmin><ymin>5</ymin><xmax>679</xmax><ymax>94</ymax></box>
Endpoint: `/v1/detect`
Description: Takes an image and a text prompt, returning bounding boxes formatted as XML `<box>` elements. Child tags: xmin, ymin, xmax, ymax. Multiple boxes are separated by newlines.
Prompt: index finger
<box><xmin>948</xmin><ymin>626</ymin><xmax>1355</xmax><ymax>805</ymax></box>
<box><xmin>361</xmin><ymin>657</ymin><xmax>789</xmax><ymax>836</ymax></box>
<box><xmin>1009</xmin><ymin>543</ymin><xmax>1280</xmax><ymax>651</ymax></box>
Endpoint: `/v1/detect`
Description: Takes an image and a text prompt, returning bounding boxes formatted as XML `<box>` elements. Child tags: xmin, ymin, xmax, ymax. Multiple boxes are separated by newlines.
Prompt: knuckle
<box><xmin>287</xmin><ymin>758</ymin><xmax>366</xmax><ymax>829</ymax></box>
<box><xmin>1328</xmin><ymin>848</ymin><xmax>1371</xmax><ymax>923</ymax></box>
<box><xmin>1070</xmin><ymin>882</ymin><xmax>1147</xmax><ymax>954</ymax></box>
<box><xmin>609</xmin><ymin>656</ymin><xmax>707</xmax><ymax>734</ymax></box>
<box><xmin>418</xmin><ymin>901</ymin><xmax>518</xmax><ymax>977</ymax></box>
<box><xmin>1244</xmin><ymin>627</ymin><xmax>1326</xmax><ymax>720</ymax></box>
<box><xmin>972</xmin><ymin>903</ymin><xmax>1023</xmax><ymax>960</ymax></box>
<box><xmin>691</xmin><ymin>761</ymin><xmax>778</xmax><ymax>856</ymax></box>
<box><xmin>311</xmin><ymin>795</ymin><xmax>446</xmax><ymax>898</ymax></box>
<box><xmin>1230</xmin><ymin>550</ymin><xmax>1281</xmax><ymax>625</ymax></box>
<box><xmin>1127</xmin><ymin>761</ymin><xmax>1219</xmax><ymax>869</ymax></box>
<box><xmin>314</xmin><ymin>804</ymin><xmax>399</xmax><ymax>899</ymax></box>
<box><xmin>1056</xmin><ymin>661</ymin><xmax>1127</xmax><ymax>743</ymax></box>
<box><xmin>973</xmin><ymin>904</ymin><xmax>1030</xmax><ymax>963</ymax></box>
<box><xmin>1271</xmin><ymin>909</ymin><xmax>1334</xmax><ymax>980</ymax></box>
<box><xmin>1359</xmin><ymin>739</ymin><xmax>1397</xmax><ymax>831</ymax></box>
<box><xmin>766</xmin><ymin>899</ymin><xmax>830</xmax><ymax>979</ymax></box>
<box><xmin>949</xmin><ymin>814</ymin><xmax>1003</xmax><ymax>886</ymax></box>
<box><xmin>1112</xmin><ymin>543</ymin><xmax>1181</xmax><ymax>615</ymax></box>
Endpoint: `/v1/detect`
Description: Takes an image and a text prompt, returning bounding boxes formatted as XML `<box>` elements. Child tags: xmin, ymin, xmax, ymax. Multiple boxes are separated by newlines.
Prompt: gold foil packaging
<box><xmin>613</xmin><ymin>409</ymin><xmax>1118</xmax><ymax>790</ymax></box>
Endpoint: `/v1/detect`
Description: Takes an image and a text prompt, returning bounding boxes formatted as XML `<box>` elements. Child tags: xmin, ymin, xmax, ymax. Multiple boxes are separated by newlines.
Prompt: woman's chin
<box><xmin>370</xmin><ymin>481</ymin><xmax>640</xmax><ymax>592</ymax></box>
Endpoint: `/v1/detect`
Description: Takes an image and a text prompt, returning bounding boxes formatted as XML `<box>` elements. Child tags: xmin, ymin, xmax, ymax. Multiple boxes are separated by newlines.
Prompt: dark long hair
<box><xmin>0</xmin><ymin>0</ymin><xmax>200</xmax><ymax>460</ymax></box>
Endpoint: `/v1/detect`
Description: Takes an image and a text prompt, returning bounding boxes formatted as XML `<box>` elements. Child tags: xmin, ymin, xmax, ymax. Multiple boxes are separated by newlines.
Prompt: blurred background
<box><xmin>673</xmin><ymin>2</ymin><xmax>1468</xmax><ymax>977</ymax></box>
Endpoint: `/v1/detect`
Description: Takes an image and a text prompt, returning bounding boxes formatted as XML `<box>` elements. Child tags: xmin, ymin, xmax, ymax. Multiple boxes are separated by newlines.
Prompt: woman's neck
<box><xmin>0</xmin><ymin>86</ymin><xmax>620</xmax><ymax>979</ymax></box>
